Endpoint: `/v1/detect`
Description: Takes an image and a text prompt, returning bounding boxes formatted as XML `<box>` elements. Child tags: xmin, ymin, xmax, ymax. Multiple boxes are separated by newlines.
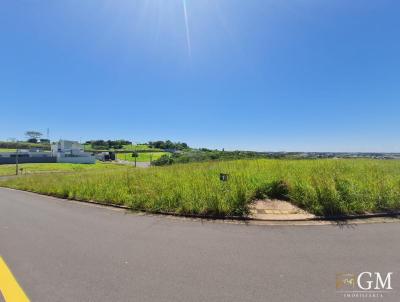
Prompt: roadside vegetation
<box><xmin>1</xmin><ymin>159</ymin><xmax>400</xmax><ymax>217</ymax></box>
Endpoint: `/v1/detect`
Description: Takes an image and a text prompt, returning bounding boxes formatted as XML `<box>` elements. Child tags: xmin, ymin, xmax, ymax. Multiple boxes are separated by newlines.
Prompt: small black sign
<box><xmin>220</xmin><ymin>173</ymin><xmax>229</xmax><ymax>181</ymax></box>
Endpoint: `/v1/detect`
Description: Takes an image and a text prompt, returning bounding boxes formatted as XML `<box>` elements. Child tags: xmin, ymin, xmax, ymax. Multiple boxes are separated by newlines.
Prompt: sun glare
<box><xmin>182</xmin><ymin>0</ymin><xmax>192</xmax><ymax>57</ymax></box>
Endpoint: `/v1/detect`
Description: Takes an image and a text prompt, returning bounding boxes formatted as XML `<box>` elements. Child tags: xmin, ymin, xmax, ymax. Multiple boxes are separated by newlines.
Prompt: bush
<box><xmin>152</xmin><ymin>155</ymin><xmax>173</xmax><ymax>166</ymax></box>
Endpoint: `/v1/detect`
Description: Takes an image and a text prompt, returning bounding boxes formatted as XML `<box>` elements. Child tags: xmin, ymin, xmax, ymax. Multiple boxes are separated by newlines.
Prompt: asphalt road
<box><xmin>1</xmin><ymin>188</ymin><xmax>399</xmax><ymax>302</ymax></box>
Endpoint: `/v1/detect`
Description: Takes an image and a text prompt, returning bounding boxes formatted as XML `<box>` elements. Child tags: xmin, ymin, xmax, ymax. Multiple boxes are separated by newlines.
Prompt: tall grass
<box><xmin>0</xmin><ymin>162</ymin><xmax>124</xmax><ymax>176</ymax></box>
<box><xmin>1</xmin><ymin>159</ymin><xmax>400</xmax><ymax>217</ymax></box>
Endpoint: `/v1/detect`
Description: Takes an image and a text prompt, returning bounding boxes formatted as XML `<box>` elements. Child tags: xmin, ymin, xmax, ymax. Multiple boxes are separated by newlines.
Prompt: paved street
<box><xmin>0</xmin><ymin>187</ymin><xmax>399</xmax><ymax>302</ymax></box>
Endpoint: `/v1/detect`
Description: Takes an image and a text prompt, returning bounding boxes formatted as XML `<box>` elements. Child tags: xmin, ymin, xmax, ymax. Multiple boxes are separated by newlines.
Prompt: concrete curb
<box><xmin>1</xmin><ymin>187</ymin><xmax>400</xmax><ymax>223</ymax></box>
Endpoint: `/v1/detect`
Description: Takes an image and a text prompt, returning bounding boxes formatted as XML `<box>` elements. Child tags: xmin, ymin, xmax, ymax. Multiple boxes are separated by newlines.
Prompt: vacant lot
<box><xmin>1</xmin><ymin>159</ymin><xmax>399</xmax><ymax>217</ymax></box>
<box><xmin>116</xmin><ymin>152</ymin><xmax>168</xmax><ymax>162</ymax></box>
<box><xmin>0</xmin><ymin>162</ymin><xmax>124</xmax><ymax>176</ymax></box>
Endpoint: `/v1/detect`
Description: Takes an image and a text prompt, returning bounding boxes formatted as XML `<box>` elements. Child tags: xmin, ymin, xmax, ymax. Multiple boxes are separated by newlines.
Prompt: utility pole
<box><xmin>131</xmin><ymin>152</ymin><xmax>138</xmax><ymax>167</ymax></box>
<box><xmin>15</xmin><ymin>148</ymin><xmax>19</xmax><ymax>175</ymax></box>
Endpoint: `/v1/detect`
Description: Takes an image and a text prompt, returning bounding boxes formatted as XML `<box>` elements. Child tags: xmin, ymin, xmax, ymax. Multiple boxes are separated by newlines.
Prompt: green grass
<box><xmin>0</xmin><ymin>162</ymin><xmax>124</xmax><ymax>176</ymax></box>
<box><xmin>84</xmin><ymin>144</ymin><xmax>162</xmax><ymax>152</ymax></box>
<box><xmin>1</xmin><ymin>159</ymin><xmax>400</xmax><ymax>217</ymax></box>
<box><xmin>0</xmin><ymin>148</ymin><xmax>17</xmax><ymax>152</ymax></box>
<box><xmin>116</xmin><ymin>152</ymin><xmax>168</xmax><ymax>162</ymax></box>
<box><xmin>122</xmin><ymin>144</ymin><xmax>162</xmax><ymax>151</ymax></box>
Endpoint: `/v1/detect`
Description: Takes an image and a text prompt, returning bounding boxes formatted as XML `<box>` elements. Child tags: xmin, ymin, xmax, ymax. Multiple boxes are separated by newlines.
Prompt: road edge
<box><xmin>1</xmin><ymin>187</ymin><xmax>400</xmax><ymax>225</ymax></box>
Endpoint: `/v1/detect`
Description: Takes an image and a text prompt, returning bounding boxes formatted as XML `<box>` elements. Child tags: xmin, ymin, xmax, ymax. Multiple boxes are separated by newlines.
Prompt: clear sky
<box><xmin>1</xmin><ymin>0</ymin><xmax>399</xmax><ymax>152</ymax></box>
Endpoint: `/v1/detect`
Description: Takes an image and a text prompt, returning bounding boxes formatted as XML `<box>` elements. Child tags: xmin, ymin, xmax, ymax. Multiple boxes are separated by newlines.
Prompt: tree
<box><xmin>25</xmin><ymin>131</ymin><xmax>43</xmax><ymax>141</ymax></box>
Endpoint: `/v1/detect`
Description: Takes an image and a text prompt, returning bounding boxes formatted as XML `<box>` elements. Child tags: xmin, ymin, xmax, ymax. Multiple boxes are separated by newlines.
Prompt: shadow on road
<box><xmin>329</xmin><ymin>215</ymin><xmax>400</xmax><ymax>229</ymax></box>
<box><xmin>330</xmin><ymin>220</ymin><xmax>357</xmax><ymax>229</ymax></box>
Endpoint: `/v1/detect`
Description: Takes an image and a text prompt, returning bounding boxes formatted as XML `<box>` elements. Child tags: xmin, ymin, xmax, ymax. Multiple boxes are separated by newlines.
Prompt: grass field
<box><xmin>0</xmin><ymin>162</ymin><xmax>124</xmax><ymax>176</ymax></box>
<box><xmin>116</xmin><ymin>152</ymin><xmax>168</xmax><ymax>162</ymax></box>
<box><xmin>0</xmin><ymin>148</ymin><xmax>17</xmax><ymax>152</ymax></box>
<box><xmin>1</xmin><ymin>159</ymin><xmax>400</xmax><ymax>217</ymax></box>
<box><xmin>84</xmin><ymin>144</ymin><xmax>162</xmax><ymax>152</ymax></box>
<box><xmin>122</xmin><ymin>144</ymin><xmax>162</xmax><ymax>151</ymax></box>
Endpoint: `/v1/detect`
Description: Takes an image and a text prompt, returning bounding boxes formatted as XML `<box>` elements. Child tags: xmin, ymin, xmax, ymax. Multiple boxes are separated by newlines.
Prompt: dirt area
<box><xmin>250</xmin><ymin>199</ymin><xmax>315</xmax><ymax>221</ymax></box>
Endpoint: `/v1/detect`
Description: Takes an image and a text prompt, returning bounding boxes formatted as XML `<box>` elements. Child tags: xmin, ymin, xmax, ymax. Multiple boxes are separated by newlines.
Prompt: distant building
<box><xmin>51</xmin><ymin>140</ymin><xmax>95</xmax><ymax>164</ymax></box>
<box><xmin>0</xmin><ymin>140</ymin><xmax>96</xmax><ymax>165</ymax></box>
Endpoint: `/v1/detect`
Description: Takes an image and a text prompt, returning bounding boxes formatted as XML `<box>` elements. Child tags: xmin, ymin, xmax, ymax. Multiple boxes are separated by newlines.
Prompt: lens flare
<box><xmin>182</xmin><ymin>0</ymin><xmax>192</xmax><ymax>57</ymax></box>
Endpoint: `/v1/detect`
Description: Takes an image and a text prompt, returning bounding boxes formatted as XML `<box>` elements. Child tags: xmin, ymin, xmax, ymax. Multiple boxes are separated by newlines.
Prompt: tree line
<box><xmin>85</xmin><ymin>140</ymin><xmax>132</xmax><ymax>150</ymax></box>
<box><xmin>148</xmin><ymin>140</ymin><xmax>188</xmax><ymax>150</ymax></box>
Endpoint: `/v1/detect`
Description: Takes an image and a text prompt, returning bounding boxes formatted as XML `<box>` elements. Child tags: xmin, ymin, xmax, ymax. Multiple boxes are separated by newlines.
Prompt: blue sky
<box><xmin>1</xmin><ymin>0</ymin><xmax>399</xmax><ymax>152</ymax></box>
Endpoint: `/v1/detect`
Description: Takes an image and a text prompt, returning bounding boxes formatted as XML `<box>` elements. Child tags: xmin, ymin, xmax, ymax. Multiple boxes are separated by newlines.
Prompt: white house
<box><xmin>51</xmin><ymin>140</ymin><xmax>95</xmax><ymax>164</ymax></box>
